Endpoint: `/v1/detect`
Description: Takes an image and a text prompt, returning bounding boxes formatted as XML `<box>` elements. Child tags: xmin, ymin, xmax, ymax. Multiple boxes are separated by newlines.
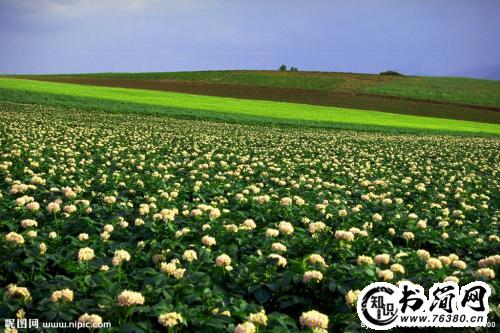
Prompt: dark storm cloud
<box><xmin>1</xmin><ymin>0</ymin><xmax>499</xmax><ymax>79</ymax></box>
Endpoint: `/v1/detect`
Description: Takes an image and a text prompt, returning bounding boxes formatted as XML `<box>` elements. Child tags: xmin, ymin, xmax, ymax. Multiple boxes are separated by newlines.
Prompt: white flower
<box><xmin>201</xmin><ymin>235</ymin><xmax>216</xmax><ymax>246</ymax></box>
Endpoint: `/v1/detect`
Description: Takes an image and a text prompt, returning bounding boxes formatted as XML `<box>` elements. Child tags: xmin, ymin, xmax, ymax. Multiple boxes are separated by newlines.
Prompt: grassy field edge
<box><xmin>8</xmin><ymin>70</ymin><xmax>500</xmax><ymax>108</ymax></box>
<box><xmin>1</xmin><ymin>88</ymin><xmax>499</xmax><ymax>137</ymax></box>
<box><xmin>15</xmin><ymin>76</ymin><xmax>500</xmax><ymax>124</ymax></box>
<box><xmin>0</xmin><ymin>78</ymin><xmax>499</xmax><ymax>135</ymax></box>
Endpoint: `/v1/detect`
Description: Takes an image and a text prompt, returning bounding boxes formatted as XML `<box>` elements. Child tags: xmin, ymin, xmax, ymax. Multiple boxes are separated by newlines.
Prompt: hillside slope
<box><xmin>0</xmin><ymin>78</ymin><xmax>499</xmax><ymax>135</ymax></box>
<box><xmin>9</xmin><ymin>70</ymin><xmax>500</xmax><ymax>124</ymax></box>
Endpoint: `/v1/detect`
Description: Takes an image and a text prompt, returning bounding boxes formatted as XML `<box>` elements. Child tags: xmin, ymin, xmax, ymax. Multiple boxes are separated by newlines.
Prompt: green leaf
<box><xmin>253</xmin><ymin>285</ymin><xmax>272</xmax><ymax>304</ymax></box>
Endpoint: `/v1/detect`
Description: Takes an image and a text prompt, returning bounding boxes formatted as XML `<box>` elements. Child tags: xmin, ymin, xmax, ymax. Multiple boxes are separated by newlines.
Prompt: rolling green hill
<box><xmin>0</xmin><ymin>78</ymin><xmax>499</xmax><ymax>135</ymax></box>
<box><xmin>17</xmin><ymin>70</ymin><xmax>500</xmax><ymax>108</ymax></box>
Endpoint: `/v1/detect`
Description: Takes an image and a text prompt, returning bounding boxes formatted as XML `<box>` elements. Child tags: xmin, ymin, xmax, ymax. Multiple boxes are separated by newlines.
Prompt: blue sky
<box><xmin>1</xmin><ymin>0</ymin><xmax>499</xmax><ymax>78</ymax></box>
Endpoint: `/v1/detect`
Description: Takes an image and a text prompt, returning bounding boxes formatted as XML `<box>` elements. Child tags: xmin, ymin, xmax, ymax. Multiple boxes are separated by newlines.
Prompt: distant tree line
<box><xmin>279</xmin><ymin>64</ymin><xmax>299</xmax><ymax>72</ymax></box>
<box><xmin>380</xmin><ymin>70</ymin><xmax>403</xmax><ymax>76</ymax></box>
<box><xmin>278</xmin><ymin>66</ymin><xmax>403</xmax><ymax>75</ymax></box>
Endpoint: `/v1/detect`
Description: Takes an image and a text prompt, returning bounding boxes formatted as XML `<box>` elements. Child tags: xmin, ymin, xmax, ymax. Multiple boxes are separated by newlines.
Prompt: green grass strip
<box><xmin>1</xmin><ymin>78</ymin><xmax>499</xmax><ymax>135</ymax></box>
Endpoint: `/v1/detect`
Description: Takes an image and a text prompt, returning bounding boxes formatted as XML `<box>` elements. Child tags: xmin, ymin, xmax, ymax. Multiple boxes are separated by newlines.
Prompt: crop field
<box><xmin>0</xmin><ymin>102</ymin><xmax>499</xmax><ymax>332</ymax></box>
<box><xmin>11</xmin><ymin>76</ymin><xmax>499</xmax><ymax>124</ymax></box>
<box><xmin>1</xmin><ymin>78</ymin><xmax>499</xmax><ymax>135</ymax></box>
<box><xmin>16</xmin><ymin>70</ymin><xmax>500</xmax><ymax>107</ymax></box>
<box><xmin>12</xmin><ymin>71</ymin><xmax>500</xmax><ymax>124</ymax></box>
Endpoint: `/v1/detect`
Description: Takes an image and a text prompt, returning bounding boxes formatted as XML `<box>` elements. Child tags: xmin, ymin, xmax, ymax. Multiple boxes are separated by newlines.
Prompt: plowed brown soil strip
<box><xmin>23</xmin><ymin>77</ymin><xmax>500</xmax><ymax>124</ymax></box>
